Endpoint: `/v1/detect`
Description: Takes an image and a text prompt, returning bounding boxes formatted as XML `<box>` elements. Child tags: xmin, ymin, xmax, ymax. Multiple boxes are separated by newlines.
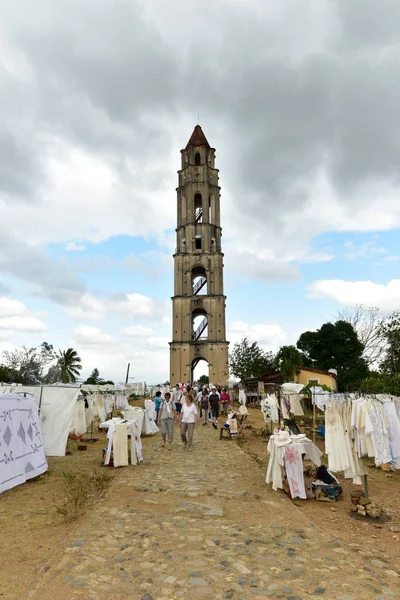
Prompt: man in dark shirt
<box><xmin>208</xmin><ymin>387</ymin><xmax>220</xmax><ymax>430</ymax></box>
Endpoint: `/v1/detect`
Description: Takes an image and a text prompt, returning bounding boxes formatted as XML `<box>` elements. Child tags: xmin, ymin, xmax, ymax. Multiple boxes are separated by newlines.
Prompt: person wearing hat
<box><xmin>157</xmin><ymin>392</ymin><xmax>175</xmax><ymax>450</ymax></box>
<box><xmin>208</xmin><ymin>387</ymin><xmax>220</xmax><ymax>430</ymax></box>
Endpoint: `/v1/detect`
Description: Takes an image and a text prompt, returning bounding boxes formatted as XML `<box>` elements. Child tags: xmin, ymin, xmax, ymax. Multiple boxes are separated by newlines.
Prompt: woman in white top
<box><xmin>181</xmin><ymin>393</ymin><xmax>198</xmax><ymax>451</ymax></box>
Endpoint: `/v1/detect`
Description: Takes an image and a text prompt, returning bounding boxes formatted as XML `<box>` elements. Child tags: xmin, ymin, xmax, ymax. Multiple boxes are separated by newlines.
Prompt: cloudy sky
<box><xmin>1</xmin><ymin>0</ymin><xmax>400</xmax><ymax>383</ymax></box>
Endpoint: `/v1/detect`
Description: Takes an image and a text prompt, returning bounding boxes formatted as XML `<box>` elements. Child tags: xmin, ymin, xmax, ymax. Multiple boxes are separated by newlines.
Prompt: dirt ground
<box><xmin>0</xmin><ymin>433</ymin><xmax>118</xmax><ymax>600</ymax></box>
<box><xmin>1</xmin><ymin>405</ymin><xmax>400</xmax><ymax>599</ymax></box>
<box><xmin>240</xmin><ymin>407</ymin><xmax>400</xmax><ymax>564</ymax></box>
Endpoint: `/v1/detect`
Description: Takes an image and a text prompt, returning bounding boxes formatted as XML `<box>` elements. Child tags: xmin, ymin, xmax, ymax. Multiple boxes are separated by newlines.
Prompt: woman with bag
<box><xmin>157</xmin><ymin>392</ymin><xmax>175</xmax><ymax>450</ymax></box>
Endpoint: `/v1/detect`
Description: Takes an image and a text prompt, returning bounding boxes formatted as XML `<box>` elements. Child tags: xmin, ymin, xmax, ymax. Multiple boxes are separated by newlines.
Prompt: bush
<box><xmin>361</xmin><ymin>373</ymin><xmax>400</xmax><ymax>396</ymax></box>
<box><xmin>55</xmin><ymin>469</ymin><xmax>113</xmax><ymax>520</ymax></box>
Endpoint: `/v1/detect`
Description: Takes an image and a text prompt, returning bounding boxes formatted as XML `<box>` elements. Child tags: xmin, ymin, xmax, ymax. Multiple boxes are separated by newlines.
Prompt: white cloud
<box><xmin>67</xmin><ymin>293</ymin><xmax>106</xmax><ymax>321</ymax></box>
<box><xmin>307</xmin><ymin>278</ymin><xmax>400</xmax><ymax>312</ymax></box>
<box><xmin>109</xmin><ymin>293</ymin><xmax>166</xmax><ymax>321</ymax></box>
<box><xmin>228</xmin><ymin>320</ymin><xmax>291</xmax><ymax>352</ymax></box>
<box><xmin>73</xmin><ymin>325</ymin><xmax>115</xmax><ymax>346</ymax></box>
<box><xmin>342</xmin><ymin>240</ymin><xmax>386</xmax><ymax>260</ymax></box>
<box><xmin>124</xmin><ymin>325</ymin><xmax>155</xmax><ymax>337</ymax></box>
<box><xmin>0</xmin><ymin>298</ymin><xmax>47</xmax><ymax>332</ymax></box>
<box><xmin>67</xmin><ymin>292</ymin><xmax>166</xmax><ymax>323</ymax></box>
<box><xmin>66</xmin><ymin>242</ymin><xmax>86</xmax><ymax>251</ymax></box>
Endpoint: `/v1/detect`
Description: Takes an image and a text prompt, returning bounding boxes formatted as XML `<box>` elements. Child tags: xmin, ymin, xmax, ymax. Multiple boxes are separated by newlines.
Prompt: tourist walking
<box><xmin>154</xmin><ymin>391</ymin><xmax>163</xmax><ymax>425</ymax></box>
<box><xmin>200</xmin><ymin>390</ymin><xmax>210</xmax><ymax>425</ymax></box>
<box><xmin>181</xmin><ymin>393</ymin><xmax>198</xmax><ymax>451</ymax></box>
<box><xmin>209</xmin><ymin>387</ymin><xmax>220</xmax><ymax>430</ymax></box>
<box><xmin>220</xmin><ymin>388</ymin><xmax>231</xmax><ymax>417</ymax></box>
<box><xmin>157</xmin><ymin>392</ymin><xmax>175</xmax><ymax>450</ymax></box>
<box><xmin>172</xmin><ymin>384</ymin><xmax>183</xmax><ymax>425</ymax></box>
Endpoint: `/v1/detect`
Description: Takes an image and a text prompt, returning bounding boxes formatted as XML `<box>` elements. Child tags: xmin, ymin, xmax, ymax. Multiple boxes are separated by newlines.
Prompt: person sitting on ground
<box><xmin>209</xmin><ymin>387</ymin><xmax>220</xmax><ymax>430</ymax></box>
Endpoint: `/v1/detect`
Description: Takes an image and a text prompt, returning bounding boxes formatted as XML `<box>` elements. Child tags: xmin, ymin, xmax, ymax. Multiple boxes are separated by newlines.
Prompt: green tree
<box><xmin>362</xmin><ymin>372</ymin><xmax>400</xmax><ymax>395</ymax></box>
<box><xmin>57</xmin><ymin>348</ymin><xmax>82</xmax><ymax>383</ymax></box>
<box><xmin>337</xmin><ymin>305</ymin><xmax>385</xmax><ymax>367</ymax></box>
<box><xmin>2</xmin><ymin>342</ymin><xmax>55</xmax><ymax>385</ymax></box>
<box><xmin>275</xmin><ymin>345</ymin><xmax>303</xmax><ymax>381</ymax></box>
<box><xmin>84</xmin><ymin>368</ymin><xmax>102</xmax><ymax>385</ymax></box>
<box><xmin>0</xmin><ymin>364</ymin><xmax>12</xmax><ymax>383</ymax></box>
<box><xmin>43</xmin><ymin>364</ymin><xmax>61</xmax><ymax>384</ymax></box>
<box><xmin>297</xmin><ymin>320</ymin><xmax>369</xmax><ymax>392</ymax></box>
<box><xmin>198</xmin><ymin>375</ymin><xmax>209</xmax><ymax>384</ymax></box>
<box><xmin>379</xmin><ymin>312</ymin><xmax>400</xmax><ymax>375</ymax></box>
<box><xmin>229</xmin><ymin>338</ymin><xmax>275</xmax><ymax>380</ymax></box>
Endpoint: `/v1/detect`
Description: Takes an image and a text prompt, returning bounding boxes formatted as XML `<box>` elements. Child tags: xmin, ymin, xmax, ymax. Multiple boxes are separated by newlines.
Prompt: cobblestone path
<box><xmin>28</xmin><ymin>424</ymin><xmax>399</xmax><ymax>600</ymax></box>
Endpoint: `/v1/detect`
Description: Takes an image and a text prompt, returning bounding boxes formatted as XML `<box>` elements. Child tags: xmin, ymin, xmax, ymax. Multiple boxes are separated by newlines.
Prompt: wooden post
<box><xmin>312</xmin><ymin>388</ymin><xmax>316</xmax><ymax>445</ymax></box>
<box><xmin>364</xmin><ymin>474</ymin><xmax>369</xmax><ymax>499</ymax></box>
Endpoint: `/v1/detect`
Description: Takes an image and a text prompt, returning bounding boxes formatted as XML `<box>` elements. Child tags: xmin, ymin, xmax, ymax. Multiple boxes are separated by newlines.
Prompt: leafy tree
<box><xmin>2</xmin><ymin>342</ymin><xmax>55</xmax><ymax>385</ymax></box>
<box><xmin>84</xmin><ymin>368</ymin><xmax>102</xmax><ymax>385</ymax></box>
<box><xmin>297</xmin><ymin>320</ymin><xmax>369</xmax><ymax>392</ymax></box>
<box><xmin>229</xmin><ymin>338</ymin><xmax>275</xmax><ymax>380</ymax></box>
<box><xmin>338</xmin><ymin>305</ymin><xmax>385</xmax><ymax>367</ymax></box>
<box><xmin>57</xmin><ymin>348</ymin><xmax>82</xmax><ymax>383</ymax></box>
<box><xmin>362</xmin><ymin>372</ymin><xmax>400</xmax><ymax>396</ymax></box>
<box><xmin>43</xmin><ymin>364</ymin><xmax>61</xmax><ymax>384</ymax></box>
<box><xmin>379</xmin><ymin>312</ymin><xmax>400</xmax><ymax>375</ymax></box>
<box><xmin>275</xmin><ymin>345</ymin><xmax>303</xmax><ymax>381</ymax></box>
<box><xmin>0</xmin><ymin>364</ymin><xmax>12</xmax><ymax>383</ymax></box>
<box><xmin>198</xmin><ymin>375</ymin><xmax>209</xmax><ymax>384</ymax></box>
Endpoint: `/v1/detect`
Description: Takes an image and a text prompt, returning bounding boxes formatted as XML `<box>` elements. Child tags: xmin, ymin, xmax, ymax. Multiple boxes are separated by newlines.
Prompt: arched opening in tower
<box><xmin>194</xmin><ymin>193</ymin><xmax>203</xmax><ymax>223</ymax></box>
<box><xmin>192</xmin><ymin>308</ymin><xmax>208</xmax><ymax>341</ymax></box>
<box><xmin>191</xmin><ymin>357</ymin><xmax>209</xmax><ymax>383</ymax></box>
<box><xmin>195</xmin><ymin>152</ymin><xmax>201</xmax><ymax>166</ymax></box>
<box><xmin>192</xmin><ymin>266</ymin><xmax>207</xmax><ymax>295</ymax></box>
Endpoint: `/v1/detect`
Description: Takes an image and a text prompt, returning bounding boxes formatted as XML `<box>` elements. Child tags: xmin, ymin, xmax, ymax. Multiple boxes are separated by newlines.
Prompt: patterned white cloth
<box><xmin>0</xmin><ymin>393</ymin><xmax>48</xmax><ymax>494</ymax></box>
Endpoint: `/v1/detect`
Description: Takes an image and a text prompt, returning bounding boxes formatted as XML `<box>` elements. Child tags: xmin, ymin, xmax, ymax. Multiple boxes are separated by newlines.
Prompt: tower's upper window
<box><xmin>195</xmin><ymin>236</ymin><xmax>202</xmax><ymax>250</ymax></box>
<box><xmin>195</xmin><ymin>152</ymin><xmax>201</xmax><ymax>166</ymax></box>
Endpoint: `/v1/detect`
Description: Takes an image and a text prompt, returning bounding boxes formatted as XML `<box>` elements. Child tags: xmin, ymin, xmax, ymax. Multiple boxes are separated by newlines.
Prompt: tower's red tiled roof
<box><xmin>186</xmin><ymin>125</ymin><xmax>210</xmax><ymax>148</ymax></box>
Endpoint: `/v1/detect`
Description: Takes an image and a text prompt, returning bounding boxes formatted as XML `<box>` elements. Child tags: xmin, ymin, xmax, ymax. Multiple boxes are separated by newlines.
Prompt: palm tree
<box><xmin>276</xmin><ymin>345</ymin><xmax>303</xmax><ymax>382</ymax></box>
<box><xmin>57</xmin><ymin>348</ymin><xmax>82</xmax><ymax>383</ymax></box>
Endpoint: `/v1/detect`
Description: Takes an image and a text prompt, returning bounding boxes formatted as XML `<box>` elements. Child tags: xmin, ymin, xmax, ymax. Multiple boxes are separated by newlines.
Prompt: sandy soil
<box><xmin>239</xmin><ymin>407</ymin><xmax>400</xmax><ymax>564</ymax></box>
<box><xmin>0</xmin><ymin>432</ymin><xmax>117</xmax><ymax>599</ymax></box>
<box><xmin>1</xmin><ymin>404</ymin><xmax>399</xmax><ymax>599</ymax></box>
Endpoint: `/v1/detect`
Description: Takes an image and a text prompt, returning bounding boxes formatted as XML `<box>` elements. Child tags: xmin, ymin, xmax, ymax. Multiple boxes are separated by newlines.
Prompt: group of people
<box><xmin>153</xmin><ymin>383</ymin><xmax>231</xmax><ymax>451</ymax></box>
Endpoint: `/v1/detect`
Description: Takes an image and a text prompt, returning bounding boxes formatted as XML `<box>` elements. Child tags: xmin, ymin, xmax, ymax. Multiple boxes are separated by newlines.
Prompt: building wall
<box><xmin>295</xmin><ymin>369</ymin><xmax>337</xmax><ymax>391</ymax></box>
<box><xmin>170</xmin><ymin>342</ymin><xmax>229</xmax><ymax>386</ymax></box>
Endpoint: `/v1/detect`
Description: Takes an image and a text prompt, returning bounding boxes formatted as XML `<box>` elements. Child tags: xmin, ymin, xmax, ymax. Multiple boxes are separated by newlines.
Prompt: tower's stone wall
<box><xmin>169</xmin><ymin>126</ymin><xmax>229</xmax><ymax>385</ymax></box>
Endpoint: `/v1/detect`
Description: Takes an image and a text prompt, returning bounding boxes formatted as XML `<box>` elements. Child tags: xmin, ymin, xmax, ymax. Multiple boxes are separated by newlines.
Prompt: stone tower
<box><xmin>169</xmin><ymin>125</ymin><xmax>229</xmax><ymax>385</ymax></box>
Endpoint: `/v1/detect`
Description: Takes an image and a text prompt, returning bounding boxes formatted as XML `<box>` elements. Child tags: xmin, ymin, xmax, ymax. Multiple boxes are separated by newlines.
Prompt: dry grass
<box><xmin>0</xmin><ymin>432</ymin><xmax>117</xmax><ymax>599</ymax></box>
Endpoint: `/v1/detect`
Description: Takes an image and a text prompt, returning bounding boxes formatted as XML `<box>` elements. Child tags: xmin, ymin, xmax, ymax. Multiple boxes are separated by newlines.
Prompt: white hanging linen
<box><xmin>113</xmin><ymin>422</ymin><xmax>129</xmax><ymax>467</ymax></box>
<box><xmin>0</xmin><ymin>393</ymin><xmax>48</xmax><ymax>494</ymax></box>
<box><xmin>116</xmin><ymin>394</ymin><xmax>127</xmax><ymax>409</ymax></box>
<box><xmin>104</xmin><ymin>394</ymin><xmax>114</xmax><ymax>414</ymax></box>
<box><xmin>382</xmin><ymin>400</ymin><xmax>400</xmax><ymax>468</ymax></box>
<box><xmin>365</xmin><ymin>402</ymin><xmax>391</xmax><ymax>466</ymax></box>
<box><xmin>142</xmin><ymin>400</ymin><xmax>159</xmax><ymax>435</ymax></box>
<box><xmin>289</xmin><ymin>394</ymin><xmax>304</xmax><ymax>417</ymax></box>
<box><xmin>284</xmin><ymin>443</ymin><xmax>306</xmax><ymax>499</ymax></box>
<box><xmin>266</xmin><ymin>433</ymin><xmax>321</xmax><ymax>494</ymax></box>
<box><xmin>130</xmin><ymin>419</ymin><xmax>143</xmax><ymax>464</ymax></box>
<box><xmin>70</xmin><ymin>399</ymin><xmax>87</xmax><ymax>436</ymax></box>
